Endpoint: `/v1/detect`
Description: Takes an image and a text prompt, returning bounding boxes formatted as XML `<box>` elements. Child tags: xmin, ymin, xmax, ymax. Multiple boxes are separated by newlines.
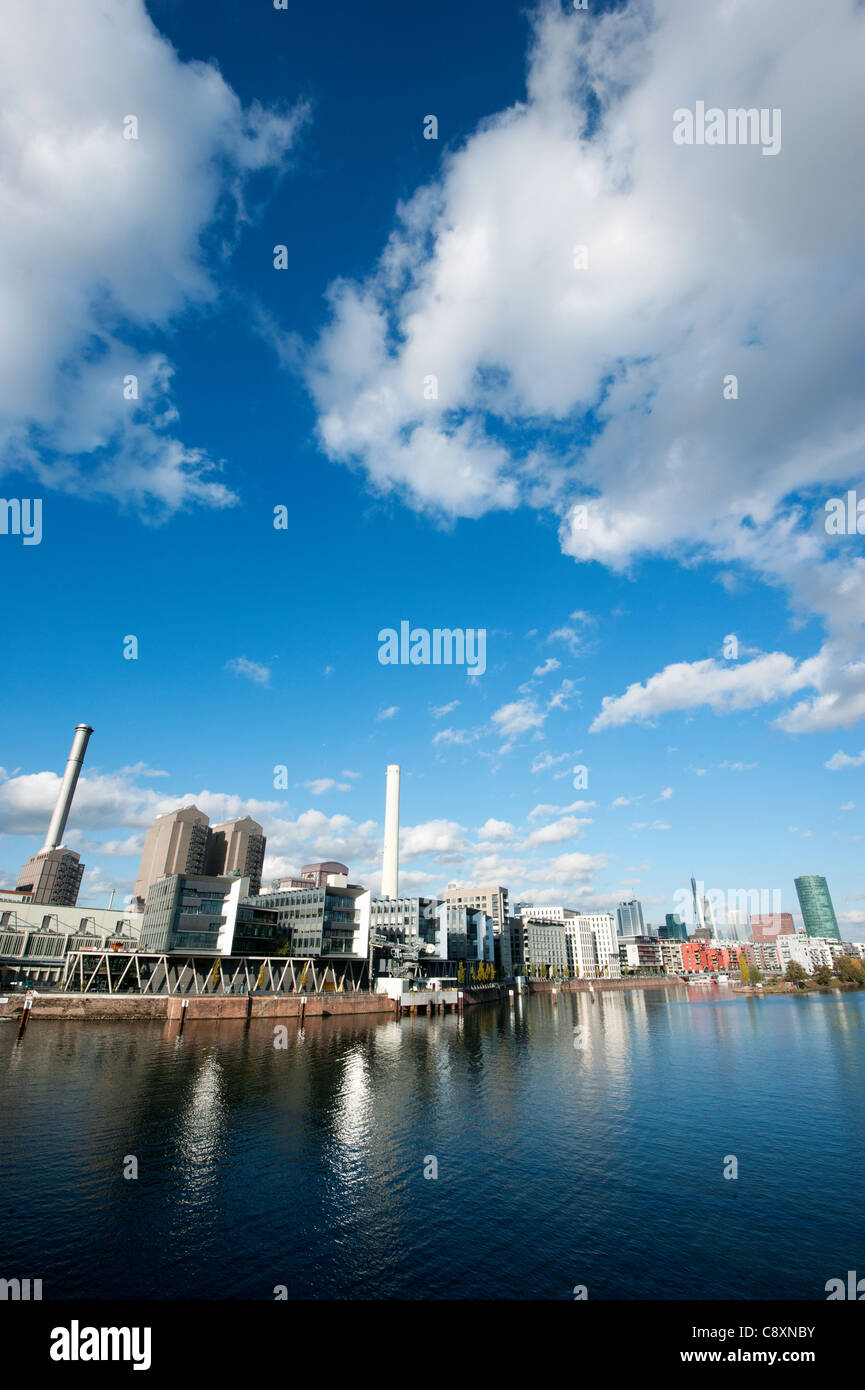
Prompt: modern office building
<box><xmin>132</xmin><ymin>807</ymin><xmax>210</xmax><ymax>911</ymax></box>
<box><xmin>616</xmin><ymin>900</ymin><xmax>646</xmax><ymax>937</ymax></box>
<box><xmin>660</xmin><ymin>912</ymin><xmax>688</xmax><ymax>941</ymax></box>
<box><xmin>250</xmin><ymin>882</ymin><xmax>370</xmax><ymax>958</ymax></box>
<box><xmin>205</xmin><ymin>817</ymin><xmax>266</xmax><ymax>896</ymax></box>
<box><xmin>139</xmin><ymin>874</ymin><xmax>250</xmax><ymax>954</ymax></box>
<box><xmin>794</xmin><ymin>875</ymin><xmax>840</xmax><ymax>941</ymax></box>
<box><xmin>435</xmin><ymin>902</ymin><xmax>493</xmax><ymax>963</ymax></box>
<box><xmin>750</xmin><ymin>912</ymin><xmax>795</xmax><ymax>944</ymax></box>
<box><xmin>440</xmin><ymin>883</ymin><xmax>509</xmax><ymax>938</ymax></box>
<box><xmin>370</xmin><ymin>895</ymin><xmax>444</xmax><ymax>956</ymax></box>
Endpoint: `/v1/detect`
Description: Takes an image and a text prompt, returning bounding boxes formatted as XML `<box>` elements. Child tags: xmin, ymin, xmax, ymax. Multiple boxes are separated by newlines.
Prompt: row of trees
<box><xmin>783</xmin><ymin>956</ymin><xmax>865</xmax><ymax>986</ymax></box>
<box><xmin>456</xmin><ymin>960</ymin><xmax>498</xmax><ymax>983</ymax></box>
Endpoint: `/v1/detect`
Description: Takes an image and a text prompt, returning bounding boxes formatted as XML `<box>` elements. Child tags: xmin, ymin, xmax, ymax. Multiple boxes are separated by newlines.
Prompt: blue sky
<box><xmin>1</xmin><ymin>0</ymin><xmax>864</xmax><ymax>934</ymax></box>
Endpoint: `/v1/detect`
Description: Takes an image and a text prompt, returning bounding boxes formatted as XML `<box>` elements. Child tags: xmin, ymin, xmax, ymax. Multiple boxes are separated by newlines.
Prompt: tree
<box><xmin>813</xmin><ymin>964</ymin><xmax>833</xmax><ymax>986</ymax></box>
<box><xmin>835</xmin><ymin>956</ymin><xmax>865</xmax><ymax>985</ymax></box>
<box><xmin>749</xmin><ymin>964</ymin><xmax>762</xmax><ymax>985</ymax></box>
<box><xmin>785</xmin><ymin>961</ymin><xmax>807</xmax><ymax>983</ymax></box>
<box><xmin>457</xmin><ymin>961</ymin><xmax>465</xmax><ymax>985</ymax></box>
<box><xmin>739</xmin><ymin>956</ymin><xmax>750</xmax><ymax>983</ymax></box>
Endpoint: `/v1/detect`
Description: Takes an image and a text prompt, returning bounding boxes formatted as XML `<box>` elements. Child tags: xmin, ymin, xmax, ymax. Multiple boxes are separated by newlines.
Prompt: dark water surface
<box><xmin>1</xmin><ymin>988</ymin><xmax>863</xmax><ymax>1299</ymax></box>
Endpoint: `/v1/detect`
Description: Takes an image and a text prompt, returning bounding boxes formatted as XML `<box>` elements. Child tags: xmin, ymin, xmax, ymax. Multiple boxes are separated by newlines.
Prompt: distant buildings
<box><xmin>751</xmin><ymin>912</ymin><xmax>795</xmax><ymax>944</ymax></box>
<box><xmin>616</xmin><ymin>900</ymin><xmax>646</xmax><ymax>937</ymax></box>
<box><xmin>440</xmin><ymin>883</ymin><xmax>509</xmax><ymax>939</ymax></box>
<box><xmin>795</xmin><ymin>875</ymin><xmax>840</xmax><ymax>942</ymax></box>
<box><xmin>661</xmin><ymin>912</ymin><xmax>688</xmax><ymax>941</ymax></box>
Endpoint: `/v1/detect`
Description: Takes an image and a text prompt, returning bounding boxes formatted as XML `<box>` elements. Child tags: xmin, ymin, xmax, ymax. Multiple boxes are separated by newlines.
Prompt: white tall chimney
<box><xmin>42</xmin><ymin>724</ymin><xmax>93</xmax><ymax>851</ymax></box>
<box><xmin>382</xmin><ymin>764</ymin><xmax>400</xmax><ymax>899</ymax></box>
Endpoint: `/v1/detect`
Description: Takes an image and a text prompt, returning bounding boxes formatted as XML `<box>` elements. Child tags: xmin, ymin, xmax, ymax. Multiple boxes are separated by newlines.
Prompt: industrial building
<box><xmin>132</xmin><ymin>808</ymin><xmax>266</xmax><ymax>910</ymax></box>
<box><xmin>15</xmin><ymin>724</ymin><xmax>93</xmax><ymax>906</ymax></box>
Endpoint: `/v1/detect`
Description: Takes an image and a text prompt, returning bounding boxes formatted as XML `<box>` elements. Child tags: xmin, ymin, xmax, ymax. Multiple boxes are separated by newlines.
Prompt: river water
<box><xmin>1</xmin><ymin>987</ymin><xmax>862</xmax><ymax>1299</ymax></box>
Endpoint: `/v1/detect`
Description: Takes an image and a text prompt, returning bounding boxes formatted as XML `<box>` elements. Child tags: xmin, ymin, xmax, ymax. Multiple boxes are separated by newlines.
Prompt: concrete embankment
<box><xmin>0</xmin><ymin>977</ymin><xmax>693</xmax><ymax>1026</ymax></box>
<box><xmin>0</xmin><ymin>992</ymin><xmax>394</xmax><ymax>1023</ymax></box>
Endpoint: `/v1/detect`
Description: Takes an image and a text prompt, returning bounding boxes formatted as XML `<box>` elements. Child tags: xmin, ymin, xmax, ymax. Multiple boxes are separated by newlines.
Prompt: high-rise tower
<box><xmin>794</xmin><ymin>875</ymin><xmax>840</xmax><ymax>941</ymax></box>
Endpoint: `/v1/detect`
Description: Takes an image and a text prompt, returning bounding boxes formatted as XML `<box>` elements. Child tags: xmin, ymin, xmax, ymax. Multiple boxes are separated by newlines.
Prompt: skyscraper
<box><xmin>794</xmin><ymin>875</ymin><xmax>840</xmax><ymax>942</ymax></box>
<box><xmin>616</xmin><ymin>900</ymin><xmax>645</xmax><ymax>937</ymax></box>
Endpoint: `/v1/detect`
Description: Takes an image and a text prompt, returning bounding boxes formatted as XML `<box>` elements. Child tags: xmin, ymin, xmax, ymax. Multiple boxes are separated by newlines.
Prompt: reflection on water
<box><xmin>1</xmin><ymin>990</ymin><xmax>863</xmax><ymax>1300</ymax></box>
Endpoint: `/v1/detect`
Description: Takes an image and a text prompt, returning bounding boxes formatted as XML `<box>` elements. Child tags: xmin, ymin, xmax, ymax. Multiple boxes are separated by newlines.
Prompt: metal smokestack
<box><xmin>42</xmin><ymin>724</ymin><xmax>93</xmax><ymax>851</ymax></box>
<box><xmin>382</xmin><ymin>764</ymin><xmax>400</xmax><ymax>899</ymax></box>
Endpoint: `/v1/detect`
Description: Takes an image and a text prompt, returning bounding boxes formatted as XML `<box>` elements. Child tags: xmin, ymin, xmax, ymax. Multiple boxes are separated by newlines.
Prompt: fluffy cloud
<box><xmin>523</xmin><ymin>815</ymin><xmax>593</xmax><ymax>847</ymax></box>
<box><xmin>591</xmin><ymin>652</ymin><xmax>812</xmax><ymax>731</ymax></box>
<box><xmin>476</xmin><ymin>818</ymin><xmax>516</xmax><ymax>842</ymax></box>
<box><xmin>826</xmin><ymin>748</ymin><xmax>865</xmax><ymax>770</ymax></box>
<box><xmin>1</xmin><ymin>0</ymin><xmax>306</xmax><ymax>514</ymax></box>
<box><xmin>400</xmin><ymin>819</ymin><xmax>465</xmax><ymax>859</ymax></box>
<box><xmin>492</xmin><ymin>698</ymin><xmax>546</xmax><ymax>749</ymax></box>
<box><xmin>304</xmin><ymin>0</ymin><xmax>865</xmax><ymax>734</ymax></box>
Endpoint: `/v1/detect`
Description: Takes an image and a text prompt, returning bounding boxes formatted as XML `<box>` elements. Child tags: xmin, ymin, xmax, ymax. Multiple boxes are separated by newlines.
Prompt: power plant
<box><xmin>382</xmin><ymin>763</ymin><xmax>400</xmax><ymax>899</ymax></box>
<box><xmin>15</xmin><ymin>723</ymin><xmax>93</xmax><ymax>906</ymax></box>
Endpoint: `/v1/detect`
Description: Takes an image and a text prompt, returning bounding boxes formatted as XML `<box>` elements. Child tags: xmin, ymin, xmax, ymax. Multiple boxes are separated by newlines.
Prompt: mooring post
<box><xmin>16</xmin><ymin>993</ymin><xmax>33</xmax><ymax>1040</ymax></box>
<box><xmin>178</xmin><ymin>997</ymin><xmax>189</xmax><ymax>1034</ymax></box>
<box><xmin>457</xmin><ymin>990</ymin><xmax>464</xmax><ymax>1014</ymax></box>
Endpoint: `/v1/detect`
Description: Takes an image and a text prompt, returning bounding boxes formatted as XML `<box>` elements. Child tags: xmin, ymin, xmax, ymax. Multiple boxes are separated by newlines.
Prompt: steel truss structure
<box><xmin>62</xmin><ymin>951</ymin><xmax>368</xmax><ymax>996</ymax></box>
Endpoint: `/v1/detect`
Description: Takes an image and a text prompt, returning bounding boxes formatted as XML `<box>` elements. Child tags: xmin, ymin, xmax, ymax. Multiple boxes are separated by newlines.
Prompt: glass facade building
<box><xmin>794</xmin><ymin>875</ymin><xmax>840</xmax><ymax>942</ymax></box>
<box><xmin>616</xmin><ymin>899</ymin><xmax>646</xmax><ymax>937</ymax></box>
